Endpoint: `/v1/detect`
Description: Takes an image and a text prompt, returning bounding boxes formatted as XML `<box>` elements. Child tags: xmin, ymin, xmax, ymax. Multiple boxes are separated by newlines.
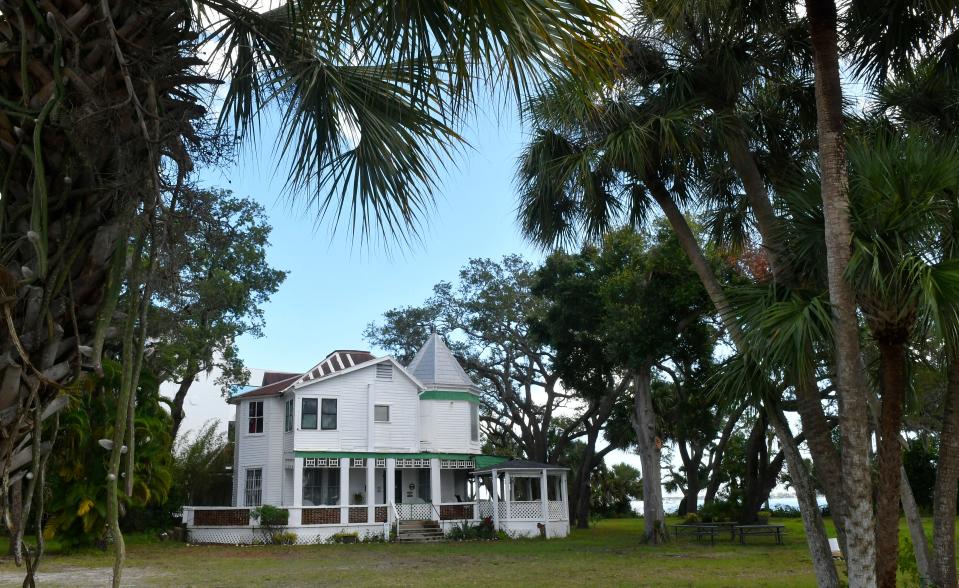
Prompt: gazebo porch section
<box><xmin>472</xmin><ymin>459</ymin><xmax>569</xmax><ymax>538</ymax></box>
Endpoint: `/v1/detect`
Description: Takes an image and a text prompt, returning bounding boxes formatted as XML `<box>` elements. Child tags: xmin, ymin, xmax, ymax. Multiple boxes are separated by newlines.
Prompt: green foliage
<box><xmin>902</xmin><ymin>439</ymin><xmax>938</xmax><ymax>512</ymax></box>
<box><xmin>446</xmin><ymin>519</ymin><xmax>500</xmax><ymax>541</ymax></box>
<box><xmin>252</xmin><ymin>505</ymin><xmax>289</xmax><ymax>544</ymax></box>
<box><xmin>272</xmin><ymin>532</ymin><xmax>298</xmax><ymax>546</ymax></box>
<box><xmin>329</xmin><ymin>531</ymin><xmax>360</xmax><ymax>544</ymax></box>
<box><xmin>45</xmin><ymin>361</ymin><xmax>174</xmax><ymax>549</ymax></box>
<box><xmin>590</xmin><ymin>463</ymin><xmax>643</xmax><ymax>518</ymax></box>
<box><xmin>698</xmin><ymin>501</ymin><xmax>739</xmax><ymax>523</ymax></box>
<box><xmin>168</xmin><ymin>420</ymin><xmax>233</xmax><ymax>509</ymax></box>
<box><xmin>756</xmin><ymin>511</ymin><xmax>772</xmax><ymax>524</ymax></box>
<box><xmin>682</xmin><ymin>513</ymin><xmax>701</xmax><ymax>525</ymax></box>
<box><xmin>150</xmin><ymin>189</ymin><xmax>287</xmax><ymax>404</ymax></box>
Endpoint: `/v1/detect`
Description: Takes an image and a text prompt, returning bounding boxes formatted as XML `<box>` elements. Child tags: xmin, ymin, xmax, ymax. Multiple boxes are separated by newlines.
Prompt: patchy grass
<box><xmin>0</xmin><ymin>517</ymin><xmax>953</xmax><ymax>587</ymax></box>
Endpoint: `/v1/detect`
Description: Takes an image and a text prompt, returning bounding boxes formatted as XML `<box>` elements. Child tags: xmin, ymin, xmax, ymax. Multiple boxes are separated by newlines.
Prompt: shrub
<box><xmin>329</xmin><ymin>531</ymin><xmax>360</xmax><ymax>544</ymax></box>
<box><xmin>272</xmin><ymin>532</ymin><xmax>298</xmax><ymax>545</ymax></box>
<box><xmin>756</xmin><ymin>511</ymin><xmax>772</xmax><ymax>524</ymax></box>
<box><xmin>697</xmin><ymin>501</ymin><xmax>738</xmax><ymax>523</ymax></box>
<box><xmin>682</xmin><ymin>513</ymin><xmax>701</xmax><ymax>525</ymax></box>
<box><xmin>251</xmin><ymin>505</ymin><xmax>289</xmax><ymax>544</ymax></box>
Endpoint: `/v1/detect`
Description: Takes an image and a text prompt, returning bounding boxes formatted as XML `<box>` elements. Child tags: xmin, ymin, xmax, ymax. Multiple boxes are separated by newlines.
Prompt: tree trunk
<box><xmin>875</xmin><ymin>341</ymin><xmax>906</xmax><ymax>588</ymax></box>
<box><xmin>805</xmin><ymin>1</ymin><xmax>877</xmax><ymax>585</ymax></box>
<box><xmin>899</xmin><ymin>465</ymin><xmax>931</xmax><ymax>585</ymax></box>
<box><xmin>170</xmin><ymin>365</ymin><xmax>197</xmax><ymax>440</ymax></box>
<box><xmin>631</xmin><ymin>365</ymin><xmax>667</xmax><ymax>543</ymax></box>
<box><xmin>740</xmin><ymin>414</ymin><xmax>784</xmax><ymax>524</ymax></box>
<box><xmin>932</xmin><ymin>354</ymin><xmax>959</xmax><ymax>587</ymax></box>
<box><xmin>703</xmin><ymin>403</ymin><xmax>747</xmax><ymax>505</ymax></box>
<box><xmin>647</xmin><ymin>171</ymin><xmax>838</xmax><ymax>585</ymax></box>
<box><xmin>768</xmin><ymin>407</ymin><xmax>841</xmax><ymax>587</ymax></box>
<box><xmin>725</xmin><ymin>118</ymin><xmax>850</xmax><ymax>552</ymax></box>
<box><xmin>0</xmin><ymin>2</ymin><xmax>203</xmax><ymax>581</ymax></box>
<box><xmin>7</xmin><ymin>479</ymin><xmax>21</xmax><ymax>557</ymax></box>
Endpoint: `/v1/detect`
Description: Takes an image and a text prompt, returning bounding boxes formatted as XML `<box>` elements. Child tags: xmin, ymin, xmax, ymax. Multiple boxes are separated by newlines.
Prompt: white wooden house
<box><xmin>182</xmin><ymin>333</ymin><xmax>570</xmax><ymax>543</ymax></box>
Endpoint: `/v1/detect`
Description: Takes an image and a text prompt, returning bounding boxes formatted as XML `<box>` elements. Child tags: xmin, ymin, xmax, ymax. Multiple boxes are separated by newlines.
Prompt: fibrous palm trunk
<box><xmin>932</xmin><ymin>354</ymin><xmax>959</xmax><ymax>587</ymax></box>
<box><xmin>631</xmin><ymin>364</ymin><xmax>667</xmax><ymax>544</ymax></box>
<box><xmin>0</xmin><ymin>1</ymin><xmax>204</xmax><ymax>581</ymax></box>
<box><xmin>805</xmin><ymin>1</ymin><xmax>877</xmax><ymax>585</ymax></box>
<box><xmin>645</xmin><ymin>174</ymin><xmax>839</xmax><ymax>586</ymax></box>
<box><xmin>875</xmin><ymin>340</ymin><xmax>906</xmax><ymax>588</ymax></box>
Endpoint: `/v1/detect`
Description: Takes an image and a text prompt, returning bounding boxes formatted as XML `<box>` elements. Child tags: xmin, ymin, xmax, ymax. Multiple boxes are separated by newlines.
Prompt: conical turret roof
<box><xmin>407</xmin><ymin>332</ymin><xmax>476</xmax><ymax>390</ymax></box>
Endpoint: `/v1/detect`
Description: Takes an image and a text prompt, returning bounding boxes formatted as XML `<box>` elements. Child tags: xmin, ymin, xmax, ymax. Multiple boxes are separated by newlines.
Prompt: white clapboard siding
<box><xmin>292</xmin><ymin>363</ymin><xmax>420</xmax><ymax>452</ymax></box>
<box><xmin>419</xmin><ymin>399</ymin><xmax>480</xmax><ymax>454</ymax></box>
<box><xmin>236</xmin><ymin>396</ymin><xmax>285</xmax><ymax>506</ymax></box>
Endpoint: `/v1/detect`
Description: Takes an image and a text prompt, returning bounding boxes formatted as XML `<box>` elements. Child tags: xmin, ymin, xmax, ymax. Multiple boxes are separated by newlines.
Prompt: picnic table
<box><xmin>671</xmin><ymin>524</ymin><xmax>720</xmax><ymax>545</ymax></box>
<box><xmin>733</xmin><ymin>524</ymin><xmax>786</xmax><ymax>545</ymax></box>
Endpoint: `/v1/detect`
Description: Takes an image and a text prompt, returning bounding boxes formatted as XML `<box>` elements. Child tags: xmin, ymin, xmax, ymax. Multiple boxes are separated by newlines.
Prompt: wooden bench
<box><xmin>734</xmin><ymin>524</ymin><xmax>786</xmax><ymax>545</ymax></box>
<box><xmin>671</xmin><ymin>524</ymin><xmax>720</xmax><ymax>545</ymax></box>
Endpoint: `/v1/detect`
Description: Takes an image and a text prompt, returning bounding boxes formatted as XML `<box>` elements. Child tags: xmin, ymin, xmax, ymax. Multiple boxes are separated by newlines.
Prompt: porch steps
<box><xmin>397</xmin><ymin>520</ymin><xmax>445</xmax><ymax>543</ymax></box>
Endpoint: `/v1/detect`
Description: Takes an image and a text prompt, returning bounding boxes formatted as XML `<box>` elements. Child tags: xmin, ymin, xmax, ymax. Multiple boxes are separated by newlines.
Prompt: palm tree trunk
<box><xmin>631</xmin><ymin>364</ymin><xmax>667</xmax><ymax>544</ymax></box>
<box><xmin>725</xmin><ymin>133</ymin><xmax>851</xmax><ymax>552</ymax></box>
<box><xmin>646</xmin><ymin>174</ymin><xmax>839</xmax><ymax>585</ymax></box>
<box><xmin>768</xmin><ymin>407</ymin><xmax>841</xmax><ymax>587</ymax></box>
<box><xmin>805</xmin><ymin>1</ymin><xmax>877</xmax><ymax>584</ymax></box>
<box><xmin>899</xmin><ymin>465</ymin><xmax>931</xmax><ymax>585</ymax></box>
<box><xmin>875</xmin><ymin>340</ymin><xmax>906</xmax><ymax>588</ymax></box>
<box><xmin>931</xmin><ymin>354</ymin><xmax>959</xmax><ymax>587</ymax></box>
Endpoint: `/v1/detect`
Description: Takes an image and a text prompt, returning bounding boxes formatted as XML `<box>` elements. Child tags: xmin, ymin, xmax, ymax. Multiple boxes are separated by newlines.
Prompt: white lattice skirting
<box><xmin>188</xmin><ymin>524</ymin><xmax>388</xmax><ymax>545</ymax></box>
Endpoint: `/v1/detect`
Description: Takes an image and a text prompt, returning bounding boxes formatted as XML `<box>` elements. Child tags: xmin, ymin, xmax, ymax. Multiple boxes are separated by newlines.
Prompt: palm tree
<box><xmin>0</xmin><ymin>1</ymin><xmax>619</xmax><ymax>583</ymax></box>
<box><xmin>515</xmin><ymin>68</ymin><xmax>841</xmax><ymax>587</ymax></box>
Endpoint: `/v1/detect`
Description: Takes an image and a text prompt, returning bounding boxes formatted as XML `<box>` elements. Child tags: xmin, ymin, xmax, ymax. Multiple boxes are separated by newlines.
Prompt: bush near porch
<box><xmin>2</xmin><ymin>517</ymin><xmax>957</xmax><ymax>587</ymax></box>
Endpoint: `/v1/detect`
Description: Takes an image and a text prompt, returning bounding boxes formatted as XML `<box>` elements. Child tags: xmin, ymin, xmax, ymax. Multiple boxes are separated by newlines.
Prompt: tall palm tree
<box><xmin>0</xmin><ymin>1</ymin><xmax>619</xmax><ymax>583</ymax></box>
<box><xmin>515</xmin><ymin>70</ymin><xmax>841</xmax><ymax>587</ymax></box>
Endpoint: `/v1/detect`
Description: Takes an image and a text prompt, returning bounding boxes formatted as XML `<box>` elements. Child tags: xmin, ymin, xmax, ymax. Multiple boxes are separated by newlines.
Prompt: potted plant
<box><xmin>352</xmin><ymin>492</ymin><xmax>365</xmax><ymax>505</ymax></box>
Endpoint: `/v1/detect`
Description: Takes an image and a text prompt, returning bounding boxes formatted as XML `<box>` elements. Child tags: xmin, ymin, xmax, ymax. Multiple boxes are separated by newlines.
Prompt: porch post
<box><xmin>366</xmin><ymin>458</ymin><xmax>376</xmax><ymax>523</ymax></box>
<box><xmin>561</xmin><ymin>471</ymin><xmax>569</xmax><ymax>521</ymax></box>
<box><xmin>491</xmin><ymin>469</ymin><xmax>499</xmax><ymax>531</ymax></box>
<box><xmin>430</xmin><ymin>458</ymin><xmax>441</xmax><ymax>521</ymax></box>
<box><xmin>504</xmin><ymin>472</ymin><xmax>512</xmax><ymax>523</ymax></box>
<box><xmin>540</xmin><ymin>468</ymin><xmax>549</xmax><ymax>525</ymax></box>
<box><xmin>292</xmin><ymin>457</ymin><xmax>304</xmax><ymax>506</ymax></box>
<box><xmin>386</xmin><ymin>458</ymin><xmax>396</xmax><ymax>498</ymax></box>
<box><xmin>339</xmin><ymin>458</ymin><xmax>350</xmax><ymax>525</ymax></box>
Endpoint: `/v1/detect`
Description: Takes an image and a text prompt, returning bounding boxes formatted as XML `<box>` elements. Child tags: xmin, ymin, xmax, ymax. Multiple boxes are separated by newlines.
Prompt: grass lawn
<box><xmin>0</xmin><ymin>516</ymin><xmax>950</xmax><ymax>587</ymax></box>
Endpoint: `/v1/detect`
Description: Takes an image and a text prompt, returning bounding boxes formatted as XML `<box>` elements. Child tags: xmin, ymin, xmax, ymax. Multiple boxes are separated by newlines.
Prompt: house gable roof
<box><xmin>406</xmin><ymin>332</ymin><xmax>476</xmax><ymax>391</ymax></box>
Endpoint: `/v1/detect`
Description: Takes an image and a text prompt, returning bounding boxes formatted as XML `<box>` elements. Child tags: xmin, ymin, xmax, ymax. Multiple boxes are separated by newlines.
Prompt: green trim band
<box><xmin>419</xmin><ymin>390</ymin><xmax>480</xmax><ymax>403</ymax></box>
<box><xmin>294</xmin><ymin>451</ymin><xmax>503</xmax><ymax>462</ymax></box>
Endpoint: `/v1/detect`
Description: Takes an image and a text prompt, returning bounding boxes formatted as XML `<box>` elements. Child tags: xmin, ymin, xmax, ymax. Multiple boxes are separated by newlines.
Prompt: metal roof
<box><xmin>406</xmin><ymin>332</ymin><xmax>476</xmax><ymax>391</ymax></box>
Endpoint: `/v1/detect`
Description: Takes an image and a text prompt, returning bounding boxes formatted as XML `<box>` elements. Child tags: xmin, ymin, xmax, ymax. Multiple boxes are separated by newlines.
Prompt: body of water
<box><xmin>632</xmin><ymin>494</ymin><xmax>829</xmax><ymax>514</ymax></box>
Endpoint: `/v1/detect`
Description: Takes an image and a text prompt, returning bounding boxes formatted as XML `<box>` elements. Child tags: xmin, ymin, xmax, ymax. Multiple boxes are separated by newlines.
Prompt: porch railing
<box><xmin>475</xmin><ymin>500</ymin><xmax>567</xmax><ymax>521</ymax></box>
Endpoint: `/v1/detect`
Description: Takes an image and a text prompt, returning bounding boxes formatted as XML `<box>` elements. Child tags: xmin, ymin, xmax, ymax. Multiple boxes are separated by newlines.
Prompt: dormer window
<box><xmin>376</xmin><ymin>363</ymin><xmax>393</xmax><ymax>380</ymax></box>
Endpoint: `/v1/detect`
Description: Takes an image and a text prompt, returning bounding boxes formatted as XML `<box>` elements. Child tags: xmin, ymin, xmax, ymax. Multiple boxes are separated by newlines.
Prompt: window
<box><xmin>248</xmin><ymin>401</ymin><xmax>263</xmax><ymax>434</ymax></box>
<box><xmin>284</xmin><ymin>398</ymin><xmax>293</xmax><ymax>432</ymax></box>
<box><xmin>374</xmin><ymin>404</ymin><xmax>390</xmax><ymax>422</ymax></box>
<box><xmin>376</xmin><ymin>363</ymin><xmax>393</xmax><ymax>380</ymax></box>
<box><xmin>303</xmin><ymin>468</ymin><xmax>339</xmax><ymax>506</ymax></box>
<box><xmin>301</xmin><ymin>398</ymin><xmax>317</xmax><ymax>429</ymax></box>
<box><xmin>321</xmin><ymin>399</ymin><xmax>337</xmax><ymax>430</ymax></box>
<box><xmin>244</xmin><ymin>468</ymin><xmax>262</xmax><ymax>506</ymax></box>
<box><xmin>469</xmin><ymin>402</ymin><xmax>479</xmax><ymax>441</ymax></box>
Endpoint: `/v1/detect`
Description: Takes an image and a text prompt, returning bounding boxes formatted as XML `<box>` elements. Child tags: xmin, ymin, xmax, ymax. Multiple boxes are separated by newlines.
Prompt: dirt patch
<box><xmin>0</xmin><ymin>566</ymin><xmax>166</xmax><ymax>587</ymax></box>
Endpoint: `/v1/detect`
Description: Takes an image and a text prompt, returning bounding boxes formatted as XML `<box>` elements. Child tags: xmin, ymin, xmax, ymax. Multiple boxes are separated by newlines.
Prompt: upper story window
<box><xmin>301</xmin><ymin>398</ymin><xmax>318</xmax><ymax>429</ymax></box>
<box><xmin>321</xmin><ymin>399</ymin><xmax>337</xmax><ymax>430</ymax></box>
<box><xmin>284</xmin><ymin>398</ymin><xmax>293</xmax><ymax>432</ymax></box>
<box><xmin>374</xmin><ymin>404</ymin><xmax>390</xmax><ymax>423</ymax></box>
<box><xmin>376</xmin><ymin>363</ymin><xmax>393</xmax><ymax>380</ymax></box>
<box><xmin>470</xmin><ymin>402</ymin><xmax>479</xmax><ymax>442</ymax></box>
<box><xmin>248</xmin><ymin>401</ymin><xmax>264</xmax><ymax>434</ymax></box>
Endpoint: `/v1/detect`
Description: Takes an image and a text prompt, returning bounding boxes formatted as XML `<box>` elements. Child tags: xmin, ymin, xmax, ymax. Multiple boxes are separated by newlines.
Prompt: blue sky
<box><xmin>198</xmin><ymin>106</ymin><xmax>543</xmax><ymax>372</ymax></box>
